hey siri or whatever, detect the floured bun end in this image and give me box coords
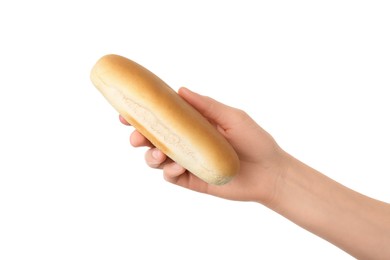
[90,54,239,185]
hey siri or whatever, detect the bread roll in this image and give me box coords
[90,54,239,185]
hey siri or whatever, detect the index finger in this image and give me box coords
[119,114,131,125]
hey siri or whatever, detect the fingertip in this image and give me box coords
[130,131,147,147]
[145,148,167,168]
[119,115,130,125]
[178,87,197,100]
[178,86,190,95]
[151,148,165,161]
[177,87,206,112]
[164,162,186,179]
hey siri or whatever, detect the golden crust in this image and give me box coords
[91,54,239,185]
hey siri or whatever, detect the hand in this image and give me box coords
[120,87,289,205]
[120,87,390,259]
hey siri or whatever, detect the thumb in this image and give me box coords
[178,87,247,132]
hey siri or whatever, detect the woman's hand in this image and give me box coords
[120,87,288,205]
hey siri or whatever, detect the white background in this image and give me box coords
[0,1,389,259]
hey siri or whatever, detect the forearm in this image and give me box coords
[267,154,390,259]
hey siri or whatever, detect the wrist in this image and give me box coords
[265,152,315,210]
[254,149,293,207]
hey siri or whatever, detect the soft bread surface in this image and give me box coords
[90,54,239,185]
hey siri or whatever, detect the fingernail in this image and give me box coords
[172,163,184,171]
[152,149,162,160]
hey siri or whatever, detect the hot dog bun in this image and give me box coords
[90,54,239,185]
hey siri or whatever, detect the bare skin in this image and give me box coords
[120,87,390,259]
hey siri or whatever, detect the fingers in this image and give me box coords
[145,148,199,191]
[163,162,186,179]
[119,115,130,125]
[119,114,154,147]
[163,164,209,194]
[144,148,168,168]
[119,114,186,179]
[130,130,153,147]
